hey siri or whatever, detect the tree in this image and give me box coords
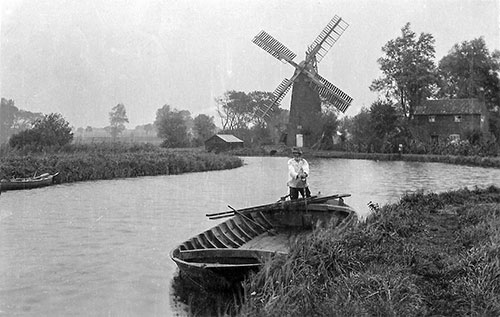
[437,37,500,109]
[369,100,400,152]
[109,103,129,139]
[215,90,274,130]
[370,100,398,138]
[348,107,373,152]
[371,23,437,119]
[0,98,43,144]
[247,91,275,126]
[313,106,339,150]
[437,38,500,141]
[9,113,73,149]
[0,98,17,144]
[155,104,192,147]
[215,90,283,145]
[216,90,253,130]
[193,114,217,146]
[143,123,154,135]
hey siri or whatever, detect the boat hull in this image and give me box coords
[0,173,59,191]
[172,248,280,287]
[170,194,357,288]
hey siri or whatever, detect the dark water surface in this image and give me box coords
[1,156,500,316]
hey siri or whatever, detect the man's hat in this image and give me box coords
[292,147,302,154]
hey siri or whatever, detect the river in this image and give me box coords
[1,156,500,316]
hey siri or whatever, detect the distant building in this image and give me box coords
[412,99,489,143]
[73,127,162,144]
[205,134,244,153]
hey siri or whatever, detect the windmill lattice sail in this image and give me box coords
[307,15,349,64]
[256,78,293,118]
[311,74,352,113]
[252,14,353,123]
[252,30,297,63]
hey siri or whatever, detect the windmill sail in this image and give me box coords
[310,74,352,113]
[307,16,349,64]
[255,78,293,119]
[252,15,352,124]
[252,30,297,63]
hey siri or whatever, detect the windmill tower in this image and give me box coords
[252,15,353,147]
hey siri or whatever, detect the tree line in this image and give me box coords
[1,23,499,154]
[343,23,500,155]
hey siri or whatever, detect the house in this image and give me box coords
[205,134,244,153]
[412,99,489,143]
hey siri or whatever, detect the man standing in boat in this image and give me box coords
[287,147,311,200]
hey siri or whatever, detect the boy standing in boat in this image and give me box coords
[287,147,311,200]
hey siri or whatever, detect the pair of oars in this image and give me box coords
[207,205,277,235]
[206,207,239,220]
[207,205,260,221]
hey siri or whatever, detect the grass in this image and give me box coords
[0,143,243,182]
[219,186,500,316]
[312,150,500,168]
[228,146,500,169]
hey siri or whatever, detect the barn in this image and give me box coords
[205,134,244,153]
[412,99,489,143]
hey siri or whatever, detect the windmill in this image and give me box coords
[252,15,353,147]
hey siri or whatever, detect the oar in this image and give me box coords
[206,210,235,218]
[206,193,350,218]
[208,213,236,220]
[228,205,276,236]
[206,194,302,218]
[277,193,290,202]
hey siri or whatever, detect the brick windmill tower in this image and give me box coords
[252,15,353,147]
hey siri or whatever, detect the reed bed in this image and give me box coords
[238,186,500,317]
[0,144,243,182]
[313,151,500,168]
[229,146,500,169]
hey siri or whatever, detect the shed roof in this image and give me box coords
[208,134,244,143]
[414,99,485,115]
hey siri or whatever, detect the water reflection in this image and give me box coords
[1,156,500,316]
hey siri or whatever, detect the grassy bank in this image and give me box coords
[0,144,243,182]
[237,186,500,316]
[313,150,500,168]
[229,146,500,168]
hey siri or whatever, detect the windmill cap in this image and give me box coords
[292,147,303,154]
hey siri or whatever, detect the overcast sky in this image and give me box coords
[1,0,499,128]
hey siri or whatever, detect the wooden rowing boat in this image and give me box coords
[0,172,59,191]
[170,193,357,288]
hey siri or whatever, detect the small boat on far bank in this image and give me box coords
[170,193,357,288]
[0,172,60,192]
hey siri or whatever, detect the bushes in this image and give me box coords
[9,113,73,150]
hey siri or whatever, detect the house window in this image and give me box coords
[454,115,462,122]
[449,134,460,143]
[428,116,435,122]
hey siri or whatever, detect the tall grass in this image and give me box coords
[314,150,500,168]
[238,186,500,316]
[0,143,243,181]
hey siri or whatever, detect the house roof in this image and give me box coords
[209,134,244,143]
[414,99,485,115]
